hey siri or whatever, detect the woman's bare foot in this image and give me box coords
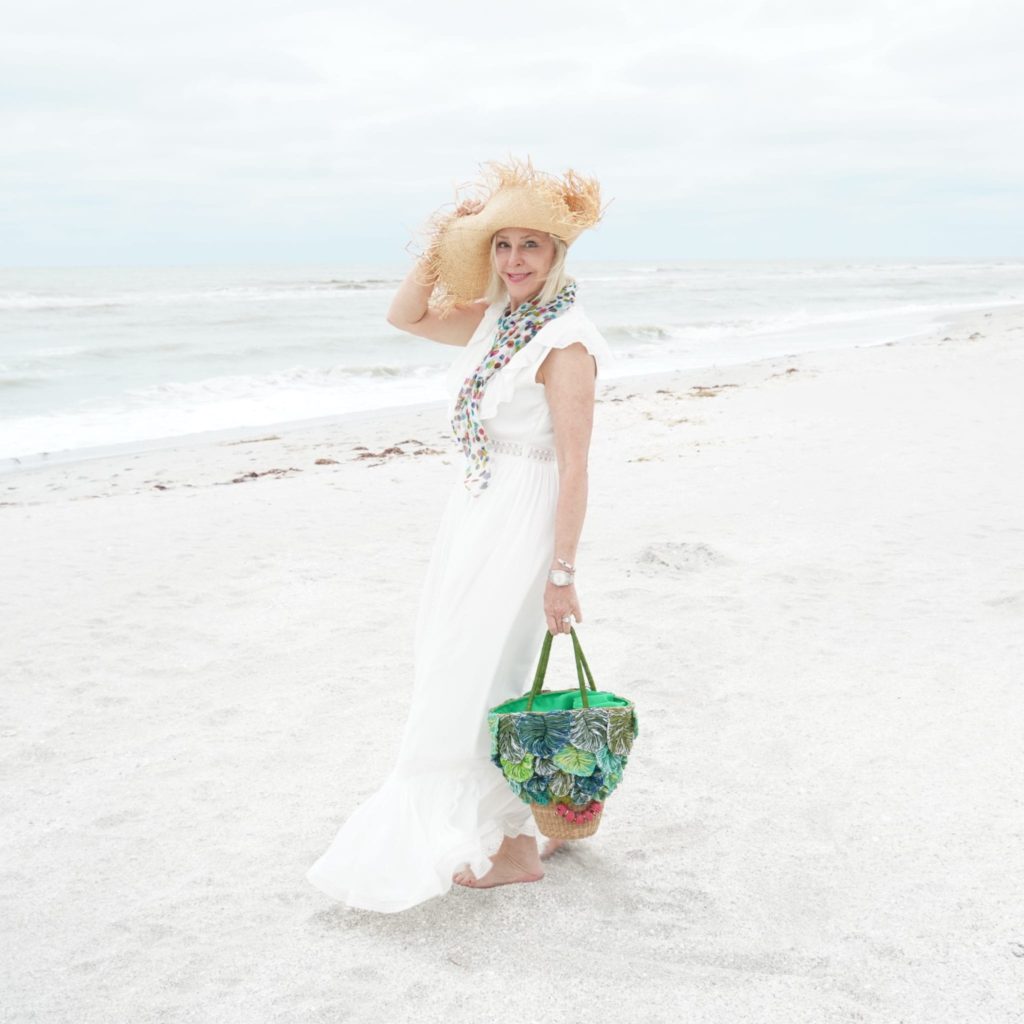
[539,837,567,861]
[452,853,543,889]
[452,834,544,889]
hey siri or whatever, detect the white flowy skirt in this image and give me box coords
[306,452,560,913]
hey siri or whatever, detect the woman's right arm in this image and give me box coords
[385,197,491,347]
[385,258,488,347]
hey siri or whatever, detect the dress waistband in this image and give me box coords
[487,438,556,461]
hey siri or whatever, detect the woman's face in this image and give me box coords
[493,227,556,305]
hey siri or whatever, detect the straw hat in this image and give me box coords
[415,156,607,315]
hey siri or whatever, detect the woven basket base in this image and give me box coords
[531,801,603,840]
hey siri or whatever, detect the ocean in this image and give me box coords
[1,260,1021,466]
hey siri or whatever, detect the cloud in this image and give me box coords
[1,0,1021,263]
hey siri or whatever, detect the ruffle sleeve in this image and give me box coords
[476,305,613,424]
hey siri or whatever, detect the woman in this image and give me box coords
[306,157,612,911]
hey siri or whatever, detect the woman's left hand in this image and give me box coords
[545,581,582,635]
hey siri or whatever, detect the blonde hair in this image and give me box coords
[483,232,570,307]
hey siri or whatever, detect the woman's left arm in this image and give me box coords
[538,342,598,635]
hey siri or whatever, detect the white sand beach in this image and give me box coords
[2,304,1022,1022]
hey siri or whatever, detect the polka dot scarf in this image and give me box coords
[451,279,577,496]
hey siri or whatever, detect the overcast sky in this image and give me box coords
[2,0,1021,266]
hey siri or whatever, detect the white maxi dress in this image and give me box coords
[306,297,613,913]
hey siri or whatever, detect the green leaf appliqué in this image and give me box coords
[552,745,598,777]
[596,747,624,775]
[501,752,535,782]
[569,708,608,753]
[498,716,526,762]
[515,711,572,757]
[607,708,635,755]
[548,770,575,797]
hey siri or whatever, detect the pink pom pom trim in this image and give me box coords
[552,799,604,825]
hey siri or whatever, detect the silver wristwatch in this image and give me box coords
[547,569,575,587]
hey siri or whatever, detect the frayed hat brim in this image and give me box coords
[414,156,607,316]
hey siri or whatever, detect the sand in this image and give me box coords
[2,304,1022,1023]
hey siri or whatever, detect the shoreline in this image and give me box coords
[3,298,1012,487]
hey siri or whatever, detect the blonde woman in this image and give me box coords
[306,158,612,911]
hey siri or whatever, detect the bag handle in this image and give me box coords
[526,626,598,711]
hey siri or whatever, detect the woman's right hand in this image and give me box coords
[386,195,490,343]
[455,198,484,217]
[417,198,482,274]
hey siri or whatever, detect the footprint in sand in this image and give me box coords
[982,591,1024,613]
[636,541,730,574]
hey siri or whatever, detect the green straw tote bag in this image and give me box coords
[487,627,639,840]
